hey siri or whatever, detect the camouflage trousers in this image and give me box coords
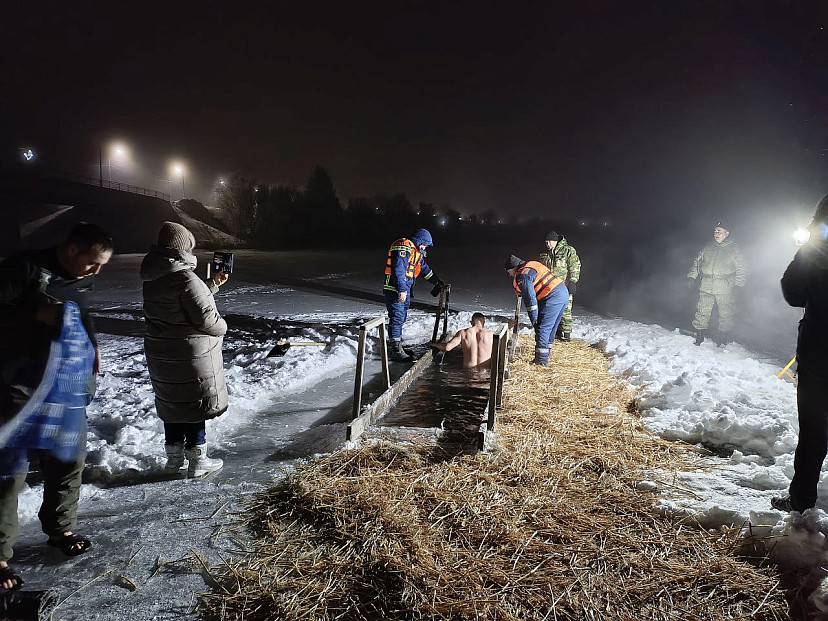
[692,291,735,334]
[555,295,574,335]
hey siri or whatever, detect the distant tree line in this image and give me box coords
[215,166,508,248]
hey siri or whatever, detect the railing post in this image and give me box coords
[488,330,501,430]
[379,322,390,390]
[352,324,368,419]
[496,331,508,408]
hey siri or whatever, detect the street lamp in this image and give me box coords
[169,162,186,199]
[108,143,128,182]
[21,148,35,162]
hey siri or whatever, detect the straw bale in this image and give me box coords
[199,337,788,620]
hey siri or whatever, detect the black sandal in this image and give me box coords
[0,564,24,593]
[47,533,91,557]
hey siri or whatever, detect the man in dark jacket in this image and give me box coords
[772,196,828,513]
[382,228,444,361]
[0,223,112,592]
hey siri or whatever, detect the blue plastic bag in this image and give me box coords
[0,302,93,474]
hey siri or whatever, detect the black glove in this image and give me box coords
[429,276,445,297]
[686,278,697,290]
[567,281,577,294]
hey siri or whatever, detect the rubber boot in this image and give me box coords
[389,339,412,362]
[164,442,185,474]
[185,445,223,477]
[532,347,550,365]
[694,330,706,346]
[561,332,571,342]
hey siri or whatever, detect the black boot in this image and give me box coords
[561,332,571,342]
[388,340,412,362]
[694,330,706,346]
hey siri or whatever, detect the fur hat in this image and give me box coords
[504,254,523,270]
[157,221,195,253]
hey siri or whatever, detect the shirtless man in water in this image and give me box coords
[431,312,494,369]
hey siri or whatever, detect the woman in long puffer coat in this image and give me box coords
[140,222,228,477]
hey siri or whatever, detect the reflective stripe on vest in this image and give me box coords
[385,238,422,280]
[512,260,563,300]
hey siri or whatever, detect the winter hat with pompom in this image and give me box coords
[157,221,196,253]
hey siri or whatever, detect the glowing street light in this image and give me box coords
[169,162,186,198]
[108,142,129,182]
[794,227,811,246]
[21,148,35,162]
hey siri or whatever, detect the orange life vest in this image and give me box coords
[385,238,423,280]
[512,260,563,300]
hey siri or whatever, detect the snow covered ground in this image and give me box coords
[8,248,828,618]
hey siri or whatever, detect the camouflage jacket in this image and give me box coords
[687,238,748,295]
[539,237,581,284]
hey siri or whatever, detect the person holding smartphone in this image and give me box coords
[141,222,229,478]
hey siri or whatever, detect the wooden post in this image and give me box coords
[496,331,508,408]
[431,288,445,342]
[351,316,387,421]
[488,330,501,430]
[379,322,390,390]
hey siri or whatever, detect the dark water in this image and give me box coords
[378,356,491,432]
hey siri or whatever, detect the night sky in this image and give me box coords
[3,1,828,224]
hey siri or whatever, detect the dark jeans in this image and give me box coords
[789,366,828,510]
[164,421,206,449]
[384,289,411,341]
[0,451,86,562]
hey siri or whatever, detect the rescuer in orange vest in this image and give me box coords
[504,254,569,365]
[383,229,444,361]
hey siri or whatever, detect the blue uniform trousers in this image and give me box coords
[534,285,569,365]
[384,290,411,341]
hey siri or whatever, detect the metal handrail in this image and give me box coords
[16,168,171,201]
[431,284,451,342]
[351,316,391,420]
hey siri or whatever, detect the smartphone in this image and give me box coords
[211,251,235,275]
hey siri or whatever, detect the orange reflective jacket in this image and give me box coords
[512,260,563,300]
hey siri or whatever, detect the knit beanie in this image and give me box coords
[545,231,560,242]
[157,221,196,253]
[715,221,729,232]
[504,254,523,270]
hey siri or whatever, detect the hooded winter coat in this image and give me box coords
[687,238,748,295]
[141,247,228,423]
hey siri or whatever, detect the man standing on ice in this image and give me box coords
[0,223,113,593]
[539,230,581,342]
[382,228,444,362]
[505,255,569,365]
[686,222,748,345]
[772,196,828,513]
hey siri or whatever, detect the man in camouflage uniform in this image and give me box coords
[539,231,581,341]
[686,222,748,345]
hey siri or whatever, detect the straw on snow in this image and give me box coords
[199,337,787,620]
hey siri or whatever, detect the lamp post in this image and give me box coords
[169,162,186,199]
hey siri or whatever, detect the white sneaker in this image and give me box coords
[185,445,223,477]
[164,443,185,473]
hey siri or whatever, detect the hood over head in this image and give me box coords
[140,246,197,281]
